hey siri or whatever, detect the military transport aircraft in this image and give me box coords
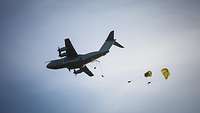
[46,31,124,77]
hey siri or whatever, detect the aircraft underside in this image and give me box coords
[46,30,124,77]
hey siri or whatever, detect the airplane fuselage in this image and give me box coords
[47,51,108,70]
[46,31,124,76]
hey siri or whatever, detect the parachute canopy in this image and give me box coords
[144,71,152,78]
[161,68,170,79]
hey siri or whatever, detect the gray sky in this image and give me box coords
[1,0,200,113]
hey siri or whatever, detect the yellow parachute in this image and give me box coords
[161,68,170,79]
[144,71,152,78]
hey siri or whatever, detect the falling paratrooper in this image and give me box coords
[144,70,153,84]
[128,80,132,83]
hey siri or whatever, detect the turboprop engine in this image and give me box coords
[58,47,67,57]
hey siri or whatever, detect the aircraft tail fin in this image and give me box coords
[99,30,124,52]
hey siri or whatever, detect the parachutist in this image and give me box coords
[101,75,104,77]
[147,81,151,84]
[94,67,96,69]
[144,71,152,78]
[161,68,170,79]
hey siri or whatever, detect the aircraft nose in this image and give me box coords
[46,62,53,69]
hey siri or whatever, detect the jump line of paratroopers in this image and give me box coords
[128,67,170,84]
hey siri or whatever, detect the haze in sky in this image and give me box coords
[1,0,200,113]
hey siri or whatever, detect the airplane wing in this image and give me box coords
[82,66,94,77]
[65,38,78,58]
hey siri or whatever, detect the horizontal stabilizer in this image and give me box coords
[113,41,124,48]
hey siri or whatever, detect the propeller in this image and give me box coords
[57,47,61,52]
[57,47,62,57]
